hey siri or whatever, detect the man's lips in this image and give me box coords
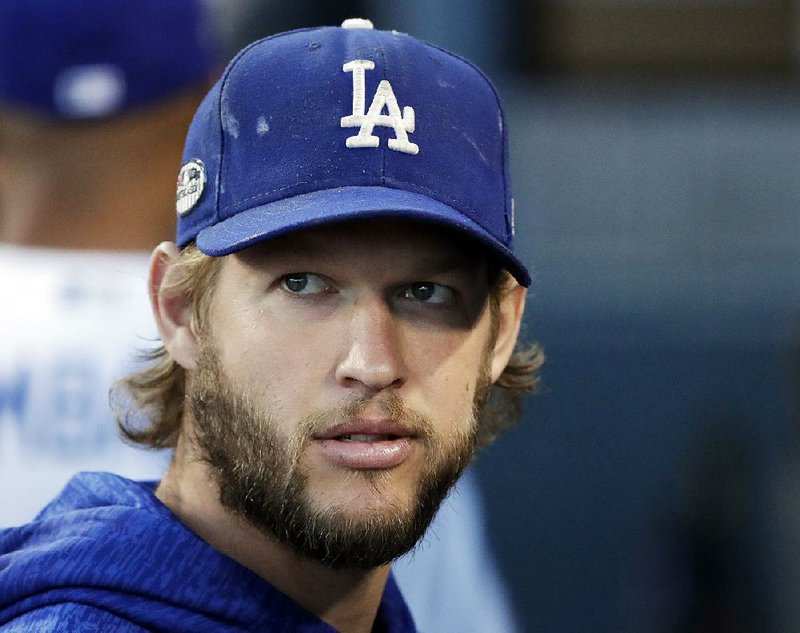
[315,419,417,441]
[314,419,417,469]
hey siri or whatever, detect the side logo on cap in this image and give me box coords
[176,159,206,216]
[341,60,419,155]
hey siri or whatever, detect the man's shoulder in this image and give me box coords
[0,473,292,632]
[1,603,147,632]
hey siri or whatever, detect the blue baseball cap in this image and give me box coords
[0,0,218,119]
[175,18,530,287]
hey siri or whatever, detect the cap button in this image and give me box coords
[341,18,374,30]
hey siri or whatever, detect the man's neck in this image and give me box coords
[0,179,175,251]
[0,89,199,250]
[155,439,391,633]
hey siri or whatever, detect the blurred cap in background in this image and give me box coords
[0,0,220,119]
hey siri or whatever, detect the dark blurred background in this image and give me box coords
[217,2,800,631]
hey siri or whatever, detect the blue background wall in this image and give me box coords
[476,78,800,632]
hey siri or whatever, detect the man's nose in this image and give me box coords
[334,296,407,393]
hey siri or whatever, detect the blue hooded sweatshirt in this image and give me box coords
[0,472,417,632]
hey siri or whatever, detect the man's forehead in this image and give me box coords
[232,218,489,272]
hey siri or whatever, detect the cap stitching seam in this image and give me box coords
[377,39,388,184]
[416,40,510,241]
[212,28,329,227]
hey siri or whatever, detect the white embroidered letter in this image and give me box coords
[341,59,419,155]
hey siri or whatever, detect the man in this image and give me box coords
[0,19,541,632]
[0,0,220,523]
[207,6,526,631]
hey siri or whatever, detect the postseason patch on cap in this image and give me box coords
[176,159,206,216]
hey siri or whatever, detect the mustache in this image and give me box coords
[295,393,435,443]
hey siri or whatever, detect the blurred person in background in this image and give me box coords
[0,0,221,525]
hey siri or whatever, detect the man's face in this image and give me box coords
[189,219,499,568]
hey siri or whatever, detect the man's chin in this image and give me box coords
[256,510,428,569]
[235,482,437,569]
[304,471,419,514]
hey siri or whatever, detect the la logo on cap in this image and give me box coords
[337,19,418,156]
[340,59,418,155]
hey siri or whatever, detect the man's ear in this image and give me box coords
[149,242,198,371]
[489,284,527,383]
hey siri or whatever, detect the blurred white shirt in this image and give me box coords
[0,246,169,524]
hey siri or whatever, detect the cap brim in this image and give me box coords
[196,186,531,287]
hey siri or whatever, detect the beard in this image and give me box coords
[189,337,491,569]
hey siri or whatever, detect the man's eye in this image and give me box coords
[280,273,329,295]
[403,282,454,304]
